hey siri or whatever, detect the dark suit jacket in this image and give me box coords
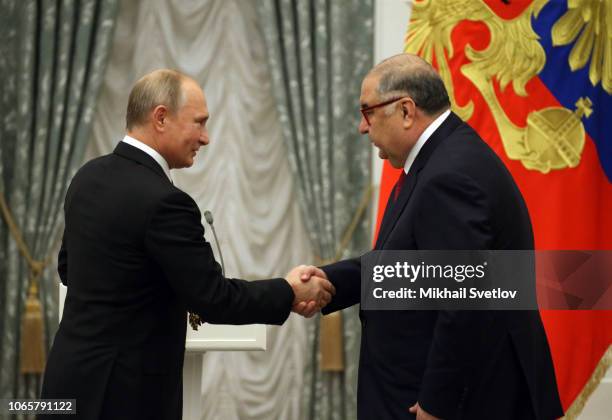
[40,142,294,420]
[322,113,563,420]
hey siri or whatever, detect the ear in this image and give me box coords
[401,99,416,129]
[152,105,168,132]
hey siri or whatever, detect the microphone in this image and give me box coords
[204,210,225,276]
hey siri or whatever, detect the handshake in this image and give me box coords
[285,265,334,318]
[190,265,334,330]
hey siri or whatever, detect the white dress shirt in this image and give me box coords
[403,109,451,175]
[122,135,173,183]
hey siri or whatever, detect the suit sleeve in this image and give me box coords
[320,257,362,314]
[144,191,294,325]
[414,171,493,419]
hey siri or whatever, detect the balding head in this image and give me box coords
[125,69,209,169]
[126,69,192,130]
[358,54,451,169]
[369,53,450,116]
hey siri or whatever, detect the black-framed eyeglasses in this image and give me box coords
[360,96,409,126]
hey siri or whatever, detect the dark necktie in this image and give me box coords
[393,170,407,202]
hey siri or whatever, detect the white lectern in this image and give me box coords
[183,323,266,419]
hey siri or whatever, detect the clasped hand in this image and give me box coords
[285,265,334,317]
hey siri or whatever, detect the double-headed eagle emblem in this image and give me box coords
[406,0,611,173]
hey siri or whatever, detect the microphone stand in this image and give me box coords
[188,210,225,330]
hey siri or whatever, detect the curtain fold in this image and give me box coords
[257,1,374,418]
[0,0,118,408]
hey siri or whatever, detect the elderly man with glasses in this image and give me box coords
[296,54,563,420]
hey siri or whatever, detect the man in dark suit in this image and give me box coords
[297,54,563,419]
[40,69,334,420]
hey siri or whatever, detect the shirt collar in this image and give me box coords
[403,109,451,174]
[122,135,172,183]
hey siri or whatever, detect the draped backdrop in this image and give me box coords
[0,0,118,412]
[0,0,373,418]
[257,1,373,419]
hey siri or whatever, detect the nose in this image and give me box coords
[200,128,209,146]
[358,115,369,134]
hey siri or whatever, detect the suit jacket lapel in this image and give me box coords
[374,112,464,249]
[374,189,398,249]
[375,171,419,249]
[113,141,171,184]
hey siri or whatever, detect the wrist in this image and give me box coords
[286,278,299,304]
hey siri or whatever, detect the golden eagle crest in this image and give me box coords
[405,0,611,173]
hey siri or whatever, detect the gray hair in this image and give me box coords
[372,54,450,116]
[126,69,187,130]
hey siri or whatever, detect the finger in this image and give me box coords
[310,266,327,279]
[322,279,336,295]
[304,306,319,318]
[300,270,312,281]
[296,300,315,315]
[320,290,332,305]
[293,301,307,312]
[300,265,325,281]
[303,300,317,314]
[310,276,335,296]
[304,305,319,318]
[408,403,418,413]
[301,265,316,276]
[304,299,319,317]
